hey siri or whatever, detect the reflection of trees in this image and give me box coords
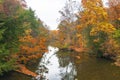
[35,46,59,80]
[35,47,77,80]
[35,54,49,80]
[61,63,77,80]
[59,56,70,67]
[57,51,73,67]
[57,51,77,80]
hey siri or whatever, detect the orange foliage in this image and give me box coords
[17,29,47,64]
[108,0,120,20]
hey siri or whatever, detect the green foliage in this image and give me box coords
[0,0,49,75]
[0,0,3,3]
[113,29,120,42]
[0,59,16,75]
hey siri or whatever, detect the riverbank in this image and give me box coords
[59,46,88,53]
[60,46,120,67]
[0,59,40,79]
[69,46,88,53]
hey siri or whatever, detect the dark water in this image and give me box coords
[0,71,31,80]
[1,46,120,80]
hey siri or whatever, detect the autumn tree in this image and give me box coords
[105,0,120,65]
[0,0,25,75]
[18,28,48,64]
[107,0,120,42]
[76,0,116,56]
[108,0,120,21]
[0,0,48,75]
[15,9,48,64]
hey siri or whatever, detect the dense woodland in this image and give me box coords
[50,0,120,65]
[0,0,120,77]
[0,0,49,75]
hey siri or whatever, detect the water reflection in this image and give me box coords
[33,46,120,80]
[34,46,77,80]
[1,46,120,80]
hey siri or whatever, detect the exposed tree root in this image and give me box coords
[15,64,38,77]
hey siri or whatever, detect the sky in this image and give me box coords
[25,0,68,30]
[25,0,108,30]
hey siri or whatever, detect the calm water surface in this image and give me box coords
[1,46,120,80]
[34,46,120,80]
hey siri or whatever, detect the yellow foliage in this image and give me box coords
[93,38,99,43]
[90,22,116,35]
[25,29,32,34]
[118,18,120,20]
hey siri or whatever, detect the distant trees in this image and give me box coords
[56,0,79,48]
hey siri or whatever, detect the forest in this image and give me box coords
[0,0,120,80]
[0,0,49,76]
[50,0,120,65]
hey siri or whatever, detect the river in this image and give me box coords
[0,46,120,80]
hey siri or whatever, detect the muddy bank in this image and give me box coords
[59,46,88,53]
